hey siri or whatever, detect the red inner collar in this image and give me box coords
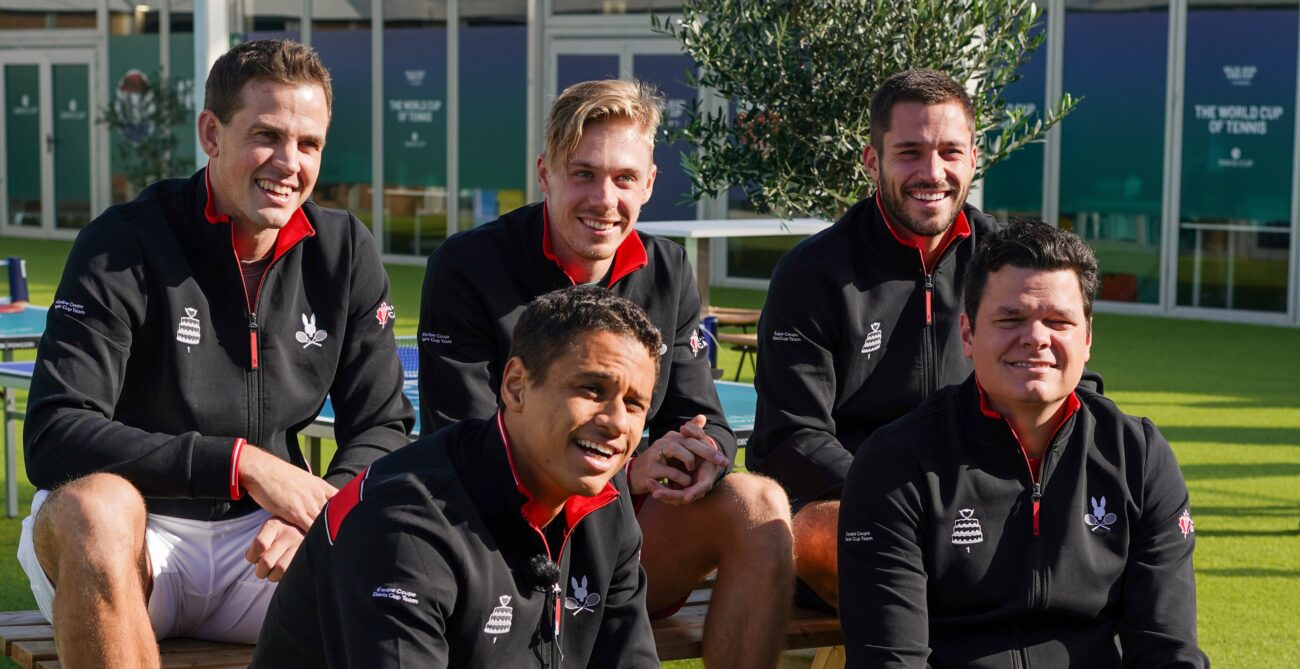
[976,377,1082,437]
[541,204,648,286]
[495,411,619,532]
[875,192,970,274]
[203,169,315,262]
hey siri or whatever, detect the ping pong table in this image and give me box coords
[1,346,759,517]
[1,303,46,518]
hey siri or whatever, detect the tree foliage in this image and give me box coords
[655,0,1078,219]
[98,70,190,193]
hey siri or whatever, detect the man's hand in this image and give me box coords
[245,517,306,582]
[239,445,338,531]
[628,415,730,505]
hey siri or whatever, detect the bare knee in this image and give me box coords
[34,474,148,580]
[792,500,840,605]
[713,473,793,555]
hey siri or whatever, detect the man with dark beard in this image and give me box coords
[749,69,996,610]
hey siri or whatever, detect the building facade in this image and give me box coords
[2,0,1299,327]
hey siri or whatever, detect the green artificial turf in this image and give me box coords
[2,235,1298,667]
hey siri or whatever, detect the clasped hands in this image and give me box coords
[628,414,731,505]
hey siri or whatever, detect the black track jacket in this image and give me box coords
[24,170,415,521]
[839,377,1208,668]
[750,196,999,506]
[252,416,659,668]
[417,202,736,463]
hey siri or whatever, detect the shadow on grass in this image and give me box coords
[1196,568,1300,578]
[1160,426,1300,447]
[1194,528,1299,538]
[1192,505,1300,517]
[1180,463,1300,480]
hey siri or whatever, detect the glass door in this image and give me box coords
[1,49,97,237]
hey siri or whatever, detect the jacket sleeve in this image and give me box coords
[417,241,504,436]
[256,480,454,665]
[1117,420,1208,668]
[751,254,852,504]
[23,219,239,498]
[647,257,737,465]
[589,500,659,667]
[322,217,416,488]
[838,430,930,669]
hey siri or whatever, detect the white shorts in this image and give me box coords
[16,489,279,643]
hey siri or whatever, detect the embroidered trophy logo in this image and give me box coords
[951,508,984,552]
[1085,496,1118,533]
[861,322,883,357]
[295,313,328,348]
[176,307,201,351]
[564,576,601,616]
[689,328,707,358]
[484,595,514,642]
[1178,508,1195,538]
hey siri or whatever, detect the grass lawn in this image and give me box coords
[2,235,1299,667]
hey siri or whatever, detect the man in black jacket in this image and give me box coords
[254,286,660,668]
[750,69,995,610]
[419,79,793,667]
[16,40,414,669]
[839,222,1207,668]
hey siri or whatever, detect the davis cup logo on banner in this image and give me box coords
[113,69,157,146]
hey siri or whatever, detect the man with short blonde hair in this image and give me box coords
[418,79,795,667]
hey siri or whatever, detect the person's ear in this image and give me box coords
[960,312,975,359]
[501,357,528,413]
[197,110,222,159]
[864,144,881,182]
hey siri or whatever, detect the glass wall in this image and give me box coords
[458,1,528,229]
[982,10,1047,222]
[312,2,374,230]
[1177,3,1295,313]
[1060,1,1168,304]
[0,1,96,30]
[552,1,682,15]
[382,0,448,255]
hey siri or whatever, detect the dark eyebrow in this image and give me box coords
[249,121,325,146]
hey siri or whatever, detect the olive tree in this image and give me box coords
[655,0,1077,219]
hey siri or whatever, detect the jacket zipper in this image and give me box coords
[231,235,284,446]
[1020,431,1063,611]
[920,273,936,396]
[525,492,619,668]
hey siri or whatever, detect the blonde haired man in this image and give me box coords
[418,79,795,667]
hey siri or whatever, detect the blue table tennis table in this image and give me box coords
[1,302,47,517]
[1,347,758,517]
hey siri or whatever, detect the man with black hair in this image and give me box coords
[838,222,1207,668]
[750,68,998,610]
[17,39,413,668]
[253,286,660,668]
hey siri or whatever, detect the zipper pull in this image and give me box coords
[1031,483,1042,537]
[248,313,259,370]
[924,274,934,325]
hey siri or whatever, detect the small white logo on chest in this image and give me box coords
[861,322,883,356]
[295,313,328,348]
[483,595,514,641]
[951,508,984,552]
[1085,496,1118,533]
[176,307,201,351]
[564,576,601,616]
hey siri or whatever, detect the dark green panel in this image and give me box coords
[5,64,42,226]
[53,63,92,230]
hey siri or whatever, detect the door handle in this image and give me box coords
[45,133,59,152]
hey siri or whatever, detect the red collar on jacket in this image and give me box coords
[541,204,648,286]
[495,411,620,533]
[875,192,970,274]
[203,169,315,262]
[975,377,1082,446]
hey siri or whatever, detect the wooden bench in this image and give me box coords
[1,587,843,667]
